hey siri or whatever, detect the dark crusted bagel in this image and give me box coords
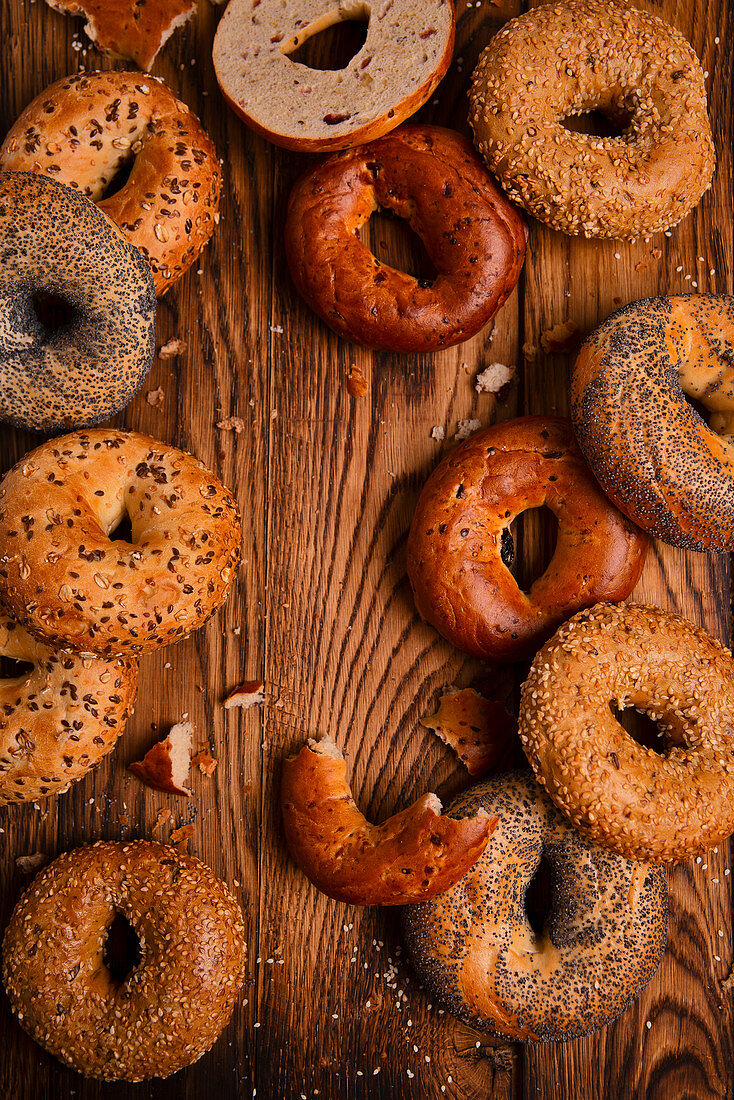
[401,771,668,1041]
[0,172,155,432]
[284,125,527,352]
[570,294,734,551]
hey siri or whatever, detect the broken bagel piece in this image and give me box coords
[421,687,516,777]
[128,719,193,796]
[44,0,196,70]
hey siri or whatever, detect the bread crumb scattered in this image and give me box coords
[430,425,445,441]
[454,418,482,441]
[475,362,514,395]
[224,680,266,709]
[192,748,218,776]
[347,364,368,398]
[217,415,246,433]
[158,337,186,359]
[522,341,537,361]
[540,321,581,354]
[145,386,164,408]
[170,822,194,847]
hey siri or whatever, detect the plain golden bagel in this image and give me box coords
[0,172,155,433]
[519,604,734,862]
[469,0,715,238]
[1,71,222,295]
[0,614,137,804]
[570,294,734,551]
[2,841,247,1081]
[0,429,242,656]
[401,772,668,1041]
[407,416,648,661]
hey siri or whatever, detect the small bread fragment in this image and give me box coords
[45,0,196,70]
[421,688,516,777]
[128,720,194,796]
[281,737,497,906]
[224,681,265,709]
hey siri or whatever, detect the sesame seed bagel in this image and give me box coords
[1,72,222,295]
[469,0,715,238]
[570,294,734,551]
[0,172,155,433]
[0,613,137,804]
[401,771,667,1042]
[407,416,648,661]
[519,604,734,862]
[0,429,241,656]
[2,841,247,1081]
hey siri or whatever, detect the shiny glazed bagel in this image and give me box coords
[469,0,715,238]
[402,772,667,1041]
[570,294,734,551]
[0,429,242,656]
[285,125,527,352]
[519,604,734,862]
[1,72,222,295]
[0,614,137,804]
[0,172,155,433]
[407,416,648,661]
[2,841,247,1081]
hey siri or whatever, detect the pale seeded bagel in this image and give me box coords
[0,429,242,656]
[2,841,247,1081]
[213,0,455,152]
[1,72,222,295]
[0,614,137,804]
[0,172,155,433]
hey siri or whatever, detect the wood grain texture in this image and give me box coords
[0,1,731,1098]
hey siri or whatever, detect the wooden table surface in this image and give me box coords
[0,1,732,1097]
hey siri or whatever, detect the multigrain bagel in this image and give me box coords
[519,604,734,862]
[0,430,241,656]
[2,841,247,1081]
[285,126,527,352]
[1,72,222,295]
[0,614,137,804]
[570,294,734,551]
[407,417,648,661]
[469,0,715,238]
[401,772,668,1042]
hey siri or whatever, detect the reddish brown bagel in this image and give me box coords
[284,125,527,352]
[0,71,221,295]
[407,416,648,661]
[0,429,241,656]
[570,294,734,551]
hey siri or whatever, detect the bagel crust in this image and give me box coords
[519,604,734,862]
[402,772,667,1042]
[469,0,715,238]
[570,294,734,551]
[1,72,222,295]
[2,841,247,1081]
[407,416,648,661]
[285,125,527,352]
[0,429,241,656]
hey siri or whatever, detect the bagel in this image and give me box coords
[0,172,155,433]
[570,294,734,551]
[213,0,455,152]
[519,604,734,862]
[0,429,242,656]
[284,125,527,352]
[407,416,648,661]
[1,72,222,295]
[0,613,137,804]
[402,771,668,1041]
[469,0,715,238]
[2,840,247,1081]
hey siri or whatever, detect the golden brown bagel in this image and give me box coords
[3,841,247,1081]
[44,0,196,70]
[407,416,648,661]
[285,126,527,352]
[281,737,497,905]
[469,0,714,238]
[519,604,734,862]
[570,294,734,551]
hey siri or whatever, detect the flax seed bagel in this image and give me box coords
[469,0,715,238]
[519,604,734,862]
[0,614,137,804]
[407,416,648,661]
[285,125,527,352]
[2,841,247,1081]
[402,771,667,1041]
[1,72,221,295]
[570,294,734,551]
[0,429,241,656]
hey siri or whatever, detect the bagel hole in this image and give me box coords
[0,655,34,680]
[98,152,136,201]
[103,913,141,983]
[363,209,438,287]
[31,292,76,332]
[610,703,666,755]
[286,12,369,71]
[511,507,558,594]
[560,109,632,138]
[525,851,553,939]
[109,513,134,545]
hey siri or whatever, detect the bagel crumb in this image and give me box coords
[158,337,186,359]
[454,418,482,441]
[540,320,581,353]
[192,748,218,776]
[347,364,368,398]
[475,362,514,394]
[145,387,165,407]
[15,853,47,874]
[430,425,445,441]
[224,680,265,709]
[217,415,246,433]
